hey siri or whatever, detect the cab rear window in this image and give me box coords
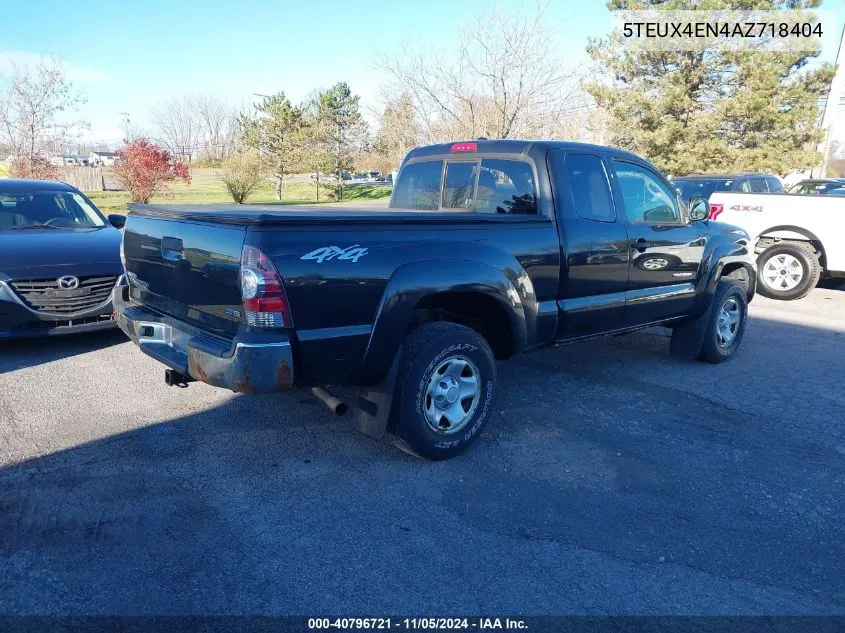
[390,161,442,210]
[442,162,477,209]
[390,158,538,214]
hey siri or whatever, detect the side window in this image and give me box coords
[767,178,784,193]
[442,162,477,209]
[738,180,752,192]
[476,159,537,215]
[389,161,443,210]
[612,161,681,224]
[565,154,615,222]
[750,178,767,193]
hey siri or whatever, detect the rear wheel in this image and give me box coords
[391,322,496,460]
[756,242,820,301]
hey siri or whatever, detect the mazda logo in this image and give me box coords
[57,275,80,290]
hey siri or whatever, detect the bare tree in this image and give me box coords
[373,91,418,168]
[194,94,235,159]
[150,95,235,161]
[0,56,84,172]
[150,96,196,161]
[828,140,845,178]
[379,3,586,142]
[119,111,145,142]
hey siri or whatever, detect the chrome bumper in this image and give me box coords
[112,287,294,393]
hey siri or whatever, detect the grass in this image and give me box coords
[86,168,391,214]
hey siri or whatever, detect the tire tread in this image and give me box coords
[391,321,496,460]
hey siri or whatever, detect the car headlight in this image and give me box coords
[0,282,13,302]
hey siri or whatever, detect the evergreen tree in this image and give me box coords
[238,93,306,199]
[311,82,364,200]
[585,0,835,175]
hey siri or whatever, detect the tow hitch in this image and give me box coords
[164,369,194,388]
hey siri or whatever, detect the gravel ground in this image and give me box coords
[0,288,843,615]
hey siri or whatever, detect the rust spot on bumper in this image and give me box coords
[276,360,293,391]
[232,375,256,394]
[187,348,209,384]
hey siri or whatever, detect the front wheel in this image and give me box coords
[697,280,748,363]
[391,322,496,460]
[756,242,821,301]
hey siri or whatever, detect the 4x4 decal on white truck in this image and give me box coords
[301,245,369,263]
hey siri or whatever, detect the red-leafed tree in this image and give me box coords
[113,138,191,203]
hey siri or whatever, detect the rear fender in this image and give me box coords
[358,260,532,384]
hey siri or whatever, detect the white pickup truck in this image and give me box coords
[708,191,845,300]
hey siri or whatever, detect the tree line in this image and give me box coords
[1,0,840,186]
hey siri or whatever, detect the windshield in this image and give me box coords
[0,191,106,230]
[672,178,733,201]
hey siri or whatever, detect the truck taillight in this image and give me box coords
[709,203,724,220]
[240,244,293,328]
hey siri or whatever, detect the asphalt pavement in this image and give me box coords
[0,289,843,615]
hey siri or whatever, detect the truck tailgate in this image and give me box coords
[122,213,246,337]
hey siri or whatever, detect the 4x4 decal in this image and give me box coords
[301,245,369,263]
[729,204,763,212]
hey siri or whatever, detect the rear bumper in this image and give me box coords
[112,287,294,393]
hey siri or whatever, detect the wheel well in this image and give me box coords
[721,263,754,300]
[756,227,826,270]
[412,292,515,360]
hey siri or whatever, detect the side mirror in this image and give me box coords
[108,214,126,229]
[688,197,710,221]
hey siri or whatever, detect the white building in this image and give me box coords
[89,151,118,167]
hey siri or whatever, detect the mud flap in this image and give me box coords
[669,301,714,361]
[355,349,401,440]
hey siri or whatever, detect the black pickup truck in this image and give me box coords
[114,140,756,459]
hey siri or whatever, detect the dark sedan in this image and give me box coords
[670,173,784,205]
[0,179,125,339]
[788,179,845,195]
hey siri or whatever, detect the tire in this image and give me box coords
[696,280,748,364]
[391,322,496,460]
[756,242,821,301]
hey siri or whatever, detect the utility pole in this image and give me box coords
[119,111,131,142]
[815,23,845,178]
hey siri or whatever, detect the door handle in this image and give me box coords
[631,238,650,252]
[160,236,184,261]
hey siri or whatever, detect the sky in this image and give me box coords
[0,0,842,146]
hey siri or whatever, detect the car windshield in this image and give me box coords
[0,191,106,230]
[672,178,734,200]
